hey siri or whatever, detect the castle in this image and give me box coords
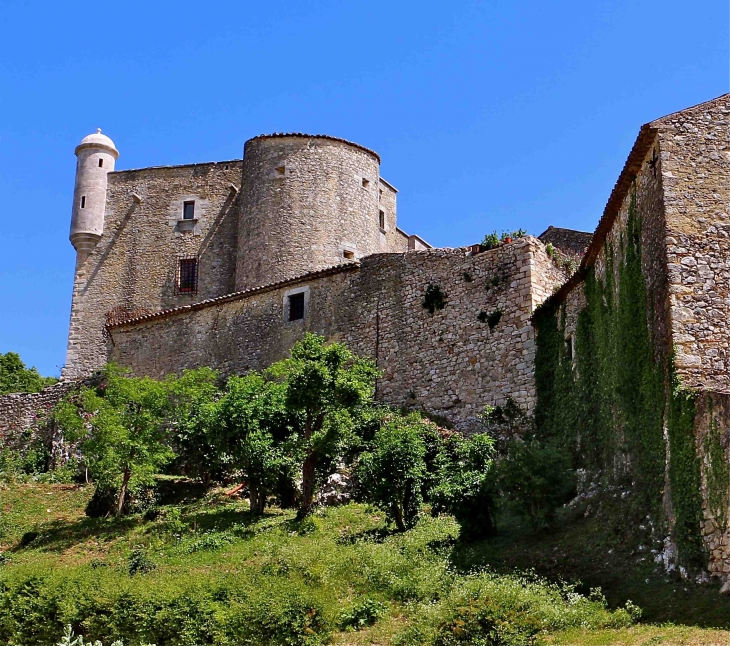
[61,128,580,430]
[5,94,730,579]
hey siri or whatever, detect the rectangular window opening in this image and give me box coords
[379,210,385,230]
[183,201,196,220]
[343,250,355,260]
[275,166,286,176]
[288,292,305,321]
[98,158,104,167]
[361,178,370,188]
[178,258,198,294]
[80,196,86,209]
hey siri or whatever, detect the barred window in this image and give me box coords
[178,258,198,294]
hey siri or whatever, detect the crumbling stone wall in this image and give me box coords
[0,382,76,450]
[64,161,242,379]
[108,239,564,430]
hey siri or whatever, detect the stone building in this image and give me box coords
[6,94,730,580]
[58,129,570,432]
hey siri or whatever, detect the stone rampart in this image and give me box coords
[108,238,564,430]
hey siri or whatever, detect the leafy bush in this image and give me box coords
[359,415,428,531]
[339,597,387,630]
[422,284,448,313]
[497,439,576,530]
[185,531,234,553]
[128,548,156,576]
[0,351,56,395]
[430,433,497,541]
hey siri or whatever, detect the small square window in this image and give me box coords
[343,250,355,260]
[275,166,286,176]
[361,178,370,188]
[178,258,198,293]
[289,292,305,321]
[81,196,86,209]
[98,158,104,168]
[183,201,195,220]
[379,210,385,230]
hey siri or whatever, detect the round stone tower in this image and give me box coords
[70,129,119,256]
[235,134,382,291]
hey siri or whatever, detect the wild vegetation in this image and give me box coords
[0,351,57,395]
[1,333,729,644]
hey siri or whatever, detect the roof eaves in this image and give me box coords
[107,262,361,329]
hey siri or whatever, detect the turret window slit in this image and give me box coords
[81,196,86,208]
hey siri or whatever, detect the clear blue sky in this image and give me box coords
[1,0,727,377]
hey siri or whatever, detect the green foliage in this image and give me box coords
[127,547,156,576]
[0,352,57,395]
[702,397,730,533]
[497,439,575,531]
[215,372,299,513]
[359,414,429,531]
[273,333,379,516]
[462,271,473,283]
[430,433,497,541]
[480,232,501,250]
[54,365,175,516]
[0,492,638,646]
[339,598,387,630]
[166,367,223,484]
[422,284,448,314]
[533,186,704,564]
[545,242,555,258]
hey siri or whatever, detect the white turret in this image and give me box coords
[70,129,118,255]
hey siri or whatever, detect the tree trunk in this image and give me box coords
[393,501,406,532]
[257,488,266,514]
[249,483,260,514]
[117,468,131,516]
[300,450,318,517]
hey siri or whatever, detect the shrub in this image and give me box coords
[422,284,448,314]
[339,598,387,630]
[430,433,497,541]
[358,415,428,531]
[128,548,155,576]
[497,439,576,530]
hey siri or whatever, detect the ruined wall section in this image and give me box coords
[64,161,242,379]
[235,135,382,291]
[0,382,76,450]
[109,239,563,430]
[656,96,730,390]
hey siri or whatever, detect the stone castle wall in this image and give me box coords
[0,382,76,450]
[108,239,565,430]
[654,96,730,391]
[64,161,243,379]
[235,136,400,292]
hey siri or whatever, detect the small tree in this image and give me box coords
[167,367,223,485]
[0,352,56,395]
[497,439,575,530]
[430,432,497,541]
[54,365,175,515]
[358,414,428,531]
[215,373,299,514]
[273,333,378,517]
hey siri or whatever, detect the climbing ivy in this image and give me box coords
[534,186,704,565]
[702,396,730,534]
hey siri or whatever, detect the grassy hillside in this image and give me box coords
[0,481,729,645]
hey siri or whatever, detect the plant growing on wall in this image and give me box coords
[422,284,447,314]
[702,400,730,532]
[533,186,705,565]
[480,232,501,250]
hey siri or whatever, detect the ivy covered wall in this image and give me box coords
[533,136,719,573]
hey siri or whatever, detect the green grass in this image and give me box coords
[0,482,728,645]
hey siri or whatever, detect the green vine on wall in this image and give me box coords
[702,396,730,533]
[534,185,704,566]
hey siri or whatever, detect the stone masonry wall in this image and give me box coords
[235,136,384,292]
[109,238,564,431]
[0,382,76,450]
[64,161,242,379]
[656,95,730,391]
